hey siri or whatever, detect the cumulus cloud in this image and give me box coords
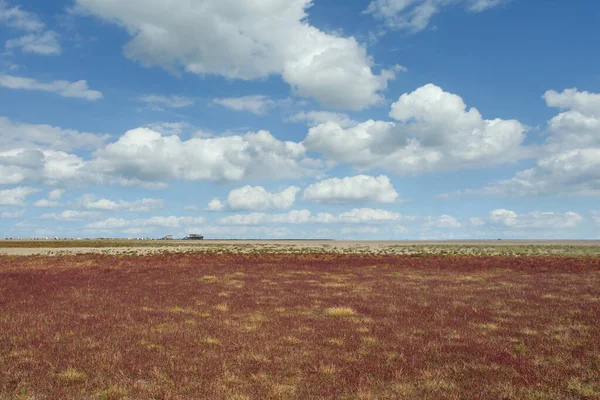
[1,209,24,219]
[0,116,109,152]
[218,208,404,225]
[304,84,526,174]
[77,194,164,213]
[1,122,321,187]
[424,215,462,228]
[460,88,600,197]
[210,186,300,211]
[489,209,583,229]
[5,31,60,55]
[86,216,206,230]
[0,75,103,100]
[288,111,357,128]
[213,95,276,115]
[73,0,396,109]
[304,175,399,204]
[33,189,64,208]
[138,94,195,109]
[93,127,321,184]
[0,1,61,55]
[0,186,40,206]
[40,210,98,221]
[365,0,510,32]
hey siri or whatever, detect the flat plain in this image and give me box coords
[1,241,599,399]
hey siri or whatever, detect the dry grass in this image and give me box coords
[0,252,599,399]
[325,306,357,318]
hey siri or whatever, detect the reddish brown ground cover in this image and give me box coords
[1,253,599,399]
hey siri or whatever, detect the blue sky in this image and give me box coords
[1,0,599,239]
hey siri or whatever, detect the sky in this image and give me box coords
[1,0,599,240]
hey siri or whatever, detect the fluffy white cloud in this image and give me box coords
[33,189,64,208]
[5,31,60,55]
[304,84,526,174]
[472,149,600,197]
[211,185,300,211]
[138,94,194,109]
[1,209,24,219]
[0,1,45,31]
[543,88,600,149]
[304,175,399,204]
[461,89,600,197]
[0,187,40,206]
[40,210,98,221]
[469,217,485,227]
[0,1,61,55]
[213,95,276,115]
[219,208,403,225]
[0,116,109,151]
[365,0,510,32]
[94,127,320,184]
[86,216,206,230]
[73,0,396,109]
[206,198,225,212]
[289,111,356,128]
[489,209,583,229]
[0,75,102,100]
[77,194,164,213]
[424,215,462,228]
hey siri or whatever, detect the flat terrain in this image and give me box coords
[2,239,600,257]
[1,248,599,399]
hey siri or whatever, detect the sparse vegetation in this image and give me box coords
[1,251,599,398]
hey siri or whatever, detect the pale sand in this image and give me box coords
[1,240,600,256]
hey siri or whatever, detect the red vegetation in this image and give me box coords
[1,254,599,399]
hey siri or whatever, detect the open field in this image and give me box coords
[1,251,599,399]
[2,239,600,257]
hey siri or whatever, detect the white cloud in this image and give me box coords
[304,175,399,204]
[206,198,225,212]
[0,1,61,55]
[0,116,109,152]
[0,186,39,206]
[77,194,164,213]
[94,127,321,184]
[73,0,396,109]
[365,0,510,32]
[0,75,103,100]
[219,208,403,225]
[304,84,526,174]
[213,95,276,115]
[0,1,45,31]
[144,122,191,136]
[1,209,24,219]
[212,185,300,211]
[5,31,61,55]
[461,88,600,197]
[33,199,59,208]
[138,94,195,109]
[48,189,64,201]
[469,217,485,227]
[40,210,98,221]
[424,215,462,228]
[489,209,583,229]
[86,215,206,230]
[288,111,356,128]
[33,189,64,208]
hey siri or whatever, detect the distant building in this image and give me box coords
[184,234,204,240]
[161,235,174,240]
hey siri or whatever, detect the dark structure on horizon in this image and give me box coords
[184,234,204,240]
